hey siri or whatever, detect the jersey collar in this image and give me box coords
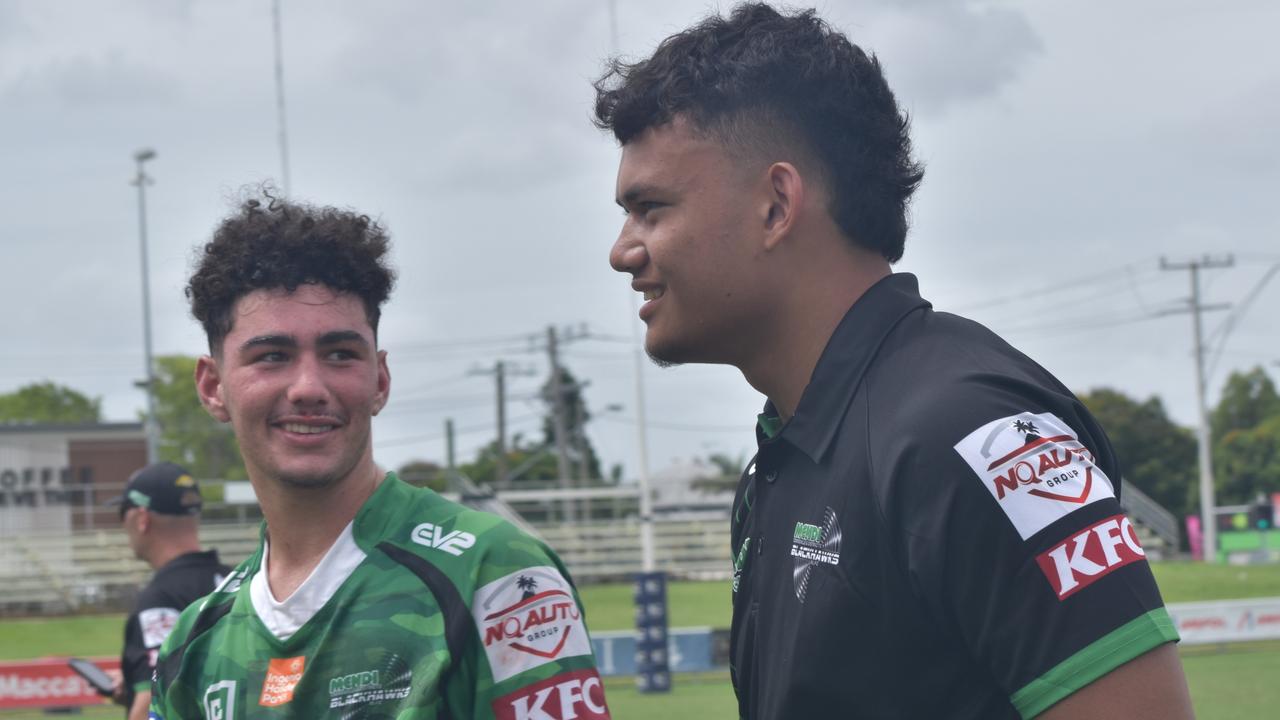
[350,471,418,552]
[764,272,931,463]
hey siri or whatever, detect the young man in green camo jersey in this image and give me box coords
[149,193,611,719]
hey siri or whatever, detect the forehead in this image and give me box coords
[227,285,372,338]
[616,118,739,195]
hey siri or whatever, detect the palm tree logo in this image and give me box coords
[516,575,538,600]
[1013,419,1041,443]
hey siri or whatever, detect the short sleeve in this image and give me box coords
[451,527,612,720]
[892,400,1177,719]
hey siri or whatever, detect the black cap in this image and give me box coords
[107,462,203,516]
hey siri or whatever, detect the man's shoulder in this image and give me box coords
[361,479,565,595]
[864,309,1076,440]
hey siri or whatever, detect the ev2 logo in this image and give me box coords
[411,522,476,556]
[203,680,236,720]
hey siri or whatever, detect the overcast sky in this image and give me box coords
[2,0,1277,481]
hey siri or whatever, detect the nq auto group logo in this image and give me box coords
[954,411,1115,539]
[472,566,593,683]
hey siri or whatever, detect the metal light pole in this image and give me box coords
[131,148,160,464]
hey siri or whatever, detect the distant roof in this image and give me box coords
[0,422,145,434]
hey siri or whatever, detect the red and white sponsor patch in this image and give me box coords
[1036,514,1146,599]
[491,669,609,720]
[258,656,305,707]
[473,566,593,683]
[138,607,181,649]
[954,411,1115,539]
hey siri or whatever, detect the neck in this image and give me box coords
[252,458,384,600]
[740,255,889,422]
[147,537,201,570]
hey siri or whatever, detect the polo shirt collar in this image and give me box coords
[763,272,931,462]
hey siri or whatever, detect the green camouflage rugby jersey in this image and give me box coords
[149,473,610,719]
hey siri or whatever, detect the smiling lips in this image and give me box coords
[280,421,337,434]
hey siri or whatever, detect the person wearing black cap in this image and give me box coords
[108,461,229,720]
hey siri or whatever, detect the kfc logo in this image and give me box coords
[473,567,593,682]
[1036,514,1146,599]
[954,411,1115,539]
[491,669,610,720]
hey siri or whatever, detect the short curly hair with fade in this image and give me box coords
[187,189,396,354]
[593,2,924,263]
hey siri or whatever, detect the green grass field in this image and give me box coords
[3,563,1280,718]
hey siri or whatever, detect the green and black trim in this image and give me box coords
[1010,607,1179,718]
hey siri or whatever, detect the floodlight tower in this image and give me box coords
[132,148,160,463]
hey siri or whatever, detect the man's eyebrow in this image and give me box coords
[618,184,661,208]
[240,334,297,352]
[317,330,370,347]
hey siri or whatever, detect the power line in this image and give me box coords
[598,415,748,433]
[1206,262,1280,381]
[947,261,1160,314]
[375,412,541,449]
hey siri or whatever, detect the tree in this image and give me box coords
[690,452,747,494]
[1078,388,1197,520]
[150,355,247,480]
[0,381,101,424]
[1212,367,1280,444]
[461,433,559,486]
[397,460,450,492]
[1214,415,1280,505]
[539,366,604,483]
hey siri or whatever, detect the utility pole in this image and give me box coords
[495,362,507,484]
[131,149,160,464]
[633,344,656,571]
[445,418,456,470]
[471,361,535,485]
[1161,255,1234,563]
[547,326,575,522]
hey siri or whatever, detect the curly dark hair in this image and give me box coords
[187,190,396,353]
[593,2,923,262]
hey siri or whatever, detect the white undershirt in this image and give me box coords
[249,522,367,641]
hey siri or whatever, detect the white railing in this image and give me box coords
[0,515,730,613]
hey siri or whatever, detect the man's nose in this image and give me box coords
[286,356,330,406]
[609,228,648,275]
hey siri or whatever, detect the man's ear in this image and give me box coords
[762,161,805,251]
[372,350,391,416]
[194,355,231,423]
[136,508,150,535]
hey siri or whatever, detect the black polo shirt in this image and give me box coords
[120,549,229,707]
[729,273,1177,719]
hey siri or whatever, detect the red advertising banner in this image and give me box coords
[0,657,119,709]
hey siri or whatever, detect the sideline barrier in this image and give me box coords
[591,627,723,677]
[1168,596,1280,645]
[0,656,118,710]
[5,598,1279,708]
[588,595,1280,677]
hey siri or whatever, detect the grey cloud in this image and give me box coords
[3,50,179,107]
[846,1,1043,116]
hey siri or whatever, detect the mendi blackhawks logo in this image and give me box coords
[790,507,842,603]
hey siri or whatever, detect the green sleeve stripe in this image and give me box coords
[133,680,151,693]
[1010,607,1179,719]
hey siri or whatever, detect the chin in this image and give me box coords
[273,465,346,490]
[645,332,714,368]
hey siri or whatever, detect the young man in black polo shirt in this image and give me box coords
[108,462,229,720]
[594,3,1194,718]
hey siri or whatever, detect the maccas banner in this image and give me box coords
[0,657,119,709]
